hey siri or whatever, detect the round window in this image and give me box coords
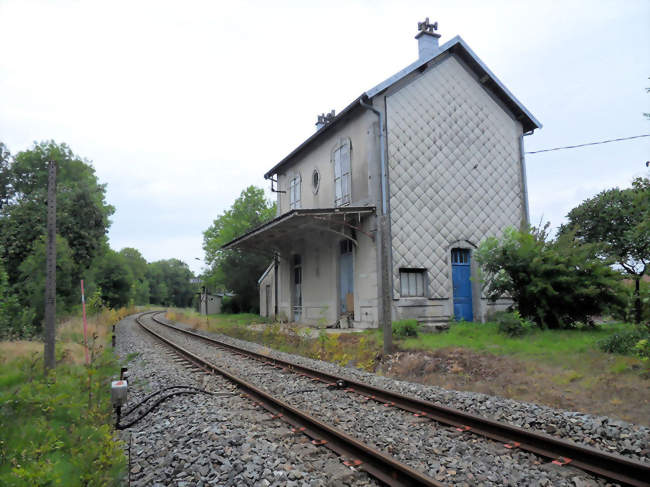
[312,169,320,194]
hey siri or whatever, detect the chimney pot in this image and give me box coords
[415,17,440,59]
[315,110,336,131]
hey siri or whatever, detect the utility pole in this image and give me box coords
[44,159,57,373]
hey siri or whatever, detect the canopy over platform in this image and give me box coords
[221,207,376,255]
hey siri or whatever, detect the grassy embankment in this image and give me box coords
[393,321,649,424]
[0,307,136,486]
[167,308,649,423]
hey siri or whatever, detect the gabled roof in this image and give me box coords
[264,35,541,179]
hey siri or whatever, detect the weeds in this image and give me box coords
[0,305,133,486]
[168,309,382,372]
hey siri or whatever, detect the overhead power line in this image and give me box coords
[525,134,650,154]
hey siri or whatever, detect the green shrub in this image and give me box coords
[608,279,650,324]
[635,338,650,360]
[220,295,239,314]
[392,319,420,338]
[495,311,535,337]
[475,224,624,329]
[597,328,648,355]
[0,350,126,485]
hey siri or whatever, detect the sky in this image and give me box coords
[1,0,648,275]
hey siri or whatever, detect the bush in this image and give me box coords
[635,338,650,360]
[608,279,650,324]
[495,311,535,337]
[598,328,648,355]
[220,295,240,314]
[476,224,624,329]
[392,319,420,338]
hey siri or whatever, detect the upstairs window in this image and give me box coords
[399,268,426,297]
[289,175,301,209]
[333,140,351,206]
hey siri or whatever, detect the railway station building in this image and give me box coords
[222,20,540,329]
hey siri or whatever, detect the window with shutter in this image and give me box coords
[289,175,301,209]
[333,139,351,206]
[399,269,426,297]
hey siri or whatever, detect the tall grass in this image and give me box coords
[0,305,135,486]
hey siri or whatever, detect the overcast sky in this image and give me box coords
[1,0,648,275]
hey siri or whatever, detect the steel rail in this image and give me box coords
[136,313,443,487]
[150,311,650,487]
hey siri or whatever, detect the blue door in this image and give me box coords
[339,240,354,315]
[451,249,473,321]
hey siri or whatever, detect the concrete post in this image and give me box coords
[44,160,57,372]
[378,214,393,354]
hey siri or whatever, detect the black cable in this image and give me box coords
[525,134,650,154]
[116,386,213,430]
[121,385,211,417]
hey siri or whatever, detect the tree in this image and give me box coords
[119,247,150,305]
[203,186,276,312]
[0,254,35,338]
[476,225,623,329]
[16,235,76,327]
[88,249,134,309]
[146,259,195,308]
[0,141,114,283]
[0,142,11,209]
[560,177,650,323]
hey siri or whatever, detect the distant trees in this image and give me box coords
[0,141,114,282]
[560,177,649,323]
[147,259,195,308]
[0,141,115,335]
[203,186,276,313]
[0,140,196,338]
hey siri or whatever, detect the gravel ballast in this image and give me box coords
[145,313,649,486]
[116,314,377,487]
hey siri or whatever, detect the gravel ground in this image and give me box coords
[147,313,648,486]
[115,314,377,487]
[159,315,650,465]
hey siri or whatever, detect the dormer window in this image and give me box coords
[289,175,301,209]
[333,139,351,206]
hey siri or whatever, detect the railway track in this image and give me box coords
[138,311,650,486]
[136,311,441,486]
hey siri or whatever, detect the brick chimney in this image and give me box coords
[415,18,440,59]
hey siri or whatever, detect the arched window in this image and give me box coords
[332,139,351,206]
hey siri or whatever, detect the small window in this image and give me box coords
[451,248,470,264]
[333,140,351,206]
[399,269,426,297]
[289,175,301,209]
[312,169,320,194]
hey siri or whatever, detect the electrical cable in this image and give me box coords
[525,134,650,154]
[116,386,213,430]
[121,385,211,417]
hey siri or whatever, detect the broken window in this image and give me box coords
[333,140,351,206]
[399,269,426,297]
[289,175,301,209]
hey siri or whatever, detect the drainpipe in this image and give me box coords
[359,97,387,215]
[519,132,531,227]
[273,254,279,319]
[359,96,393,354]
